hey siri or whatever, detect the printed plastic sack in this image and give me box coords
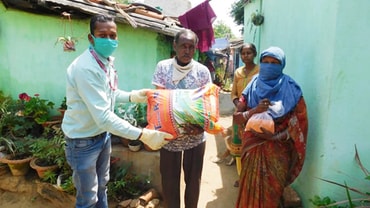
[146,83,224,138]
[244,100,284,134]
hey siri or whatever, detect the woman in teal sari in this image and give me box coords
[233,46,308,207]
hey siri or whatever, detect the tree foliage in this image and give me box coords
[230,0,249,34]
[230,0,245,25]
[213,20,234,39]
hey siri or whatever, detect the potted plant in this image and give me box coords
[0,91,13,136]
[18,93,55,124]
[0,136,33,176]
[251,11,264,26]
[0,92,38,138]
[0,136,14,175]
[128,140,142,152]
[16,92,60,130]
[29,126,66,179]
[55,12,79,52]
[0,159,8,176]
[56,36,79,52]
[58,96,67,117]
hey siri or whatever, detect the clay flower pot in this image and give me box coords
[58,108,66,117]
[0,156,33,176]
[0,162,9,176]
[41,115,62,128]
[30,158,59,179]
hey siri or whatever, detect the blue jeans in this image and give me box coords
[65,133,111,208]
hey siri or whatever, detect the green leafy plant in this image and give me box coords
[12,138,34,159]
[57,173,76,195]
[0,91,13,136]
[246,10,264,42]
[60,96,67,110]
[310,145,370,207]
[115,103,148,127]
[57,96,67,118]
[309,195,344,208]
[0,96,36,137]
[42,170,58,184]
[29,126,65,167]
[107,161,152,202]
[0,136,33,160]
[0,93,54,138]
[6,114,36,138]
[251,11,264,26]
[0,136,15,156]
[0,91,34,137]
[18,93,55,124]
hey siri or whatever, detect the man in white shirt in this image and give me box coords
[62,14,173,208]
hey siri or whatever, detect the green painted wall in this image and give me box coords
[0,3,172,109]
[244,0,370,207]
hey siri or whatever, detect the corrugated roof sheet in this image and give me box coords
[1,0,184,37]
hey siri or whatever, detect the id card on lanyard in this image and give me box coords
[89,47,117,111]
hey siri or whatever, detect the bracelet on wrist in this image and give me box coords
[242,111,250,119]
[285,131,291,141]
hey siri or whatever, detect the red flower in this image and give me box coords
[19,93,31,101]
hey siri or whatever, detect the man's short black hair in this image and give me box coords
[90,14,115,35]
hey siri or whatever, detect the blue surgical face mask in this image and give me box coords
[91,35,118,58]
[259,63,283,81]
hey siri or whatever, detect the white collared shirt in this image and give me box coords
[62,48,142,139]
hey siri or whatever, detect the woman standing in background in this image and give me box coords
[229,43,259,187]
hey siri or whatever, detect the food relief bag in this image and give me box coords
[245,100,284,134]
[245,112,274,134]
[146,83,224,138]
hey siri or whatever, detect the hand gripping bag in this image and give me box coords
[244,101,284,134]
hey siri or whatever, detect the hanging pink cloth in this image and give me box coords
[178,0,217,52]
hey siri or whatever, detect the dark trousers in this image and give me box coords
[160,142,206,208]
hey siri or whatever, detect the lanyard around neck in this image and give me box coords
[89,47,117,91]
